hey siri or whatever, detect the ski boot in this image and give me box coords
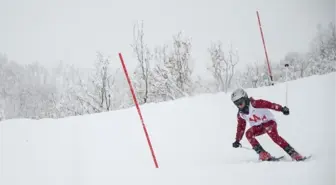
[284,145,304,161]
[253,144,272,161]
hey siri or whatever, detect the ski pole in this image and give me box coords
[285,63,289,106]
[240,145,253,151]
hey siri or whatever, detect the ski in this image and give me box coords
[241,156,285,163]
[263,156,285,162]
[296,155,312,161]
[270,155,313,162]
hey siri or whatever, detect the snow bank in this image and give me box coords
[0,73,335,185]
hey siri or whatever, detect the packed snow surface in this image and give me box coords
[0,73,335,185]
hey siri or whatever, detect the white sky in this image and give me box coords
[0,0,334,74]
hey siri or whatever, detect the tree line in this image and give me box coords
[0,21,335,120]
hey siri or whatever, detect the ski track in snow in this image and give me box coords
[0,73,335,185]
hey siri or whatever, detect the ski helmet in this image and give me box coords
[231,88,250,114]
[231,88,248,102]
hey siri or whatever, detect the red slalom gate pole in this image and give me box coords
[256,11,274,84]
[118,53,159,168]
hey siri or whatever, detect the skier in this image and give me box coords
[231,88,304,161]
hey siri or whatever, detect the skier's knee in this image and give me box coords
[245,130,253,139]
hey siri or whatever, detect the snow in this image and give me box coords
[0,72,335,185]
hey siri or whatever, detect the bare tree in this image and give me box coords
[208,41,238,92]
[68,52,115,113]
[93,52,112,110]
[131,21,152,104]
[165,31,193,94]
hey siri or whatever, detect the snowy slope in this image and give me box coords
[0,73,335,185]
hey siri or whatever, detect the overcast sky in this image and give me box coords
[0,0,334,74]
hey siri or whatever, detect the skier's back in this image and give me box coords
[231,88,304,161]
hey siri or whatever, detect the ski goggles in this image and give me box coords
[234,98,245,107]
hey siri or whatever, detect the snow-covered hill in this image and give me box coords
[0,72,335,185]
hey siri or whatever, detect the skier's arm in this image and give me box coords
[235,114,246,142]
[251,99,283,111]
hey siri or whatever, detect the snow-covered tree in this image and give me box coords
[311,22,336,61]
[168,31,193,94]
[64,52,117,114]
[151,32,194,101]
[279,52,312,80]
[235,62,270,88]
[0,55,59,119]
[151,45,177,101]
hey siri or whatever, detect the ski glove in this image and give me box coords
[282,106,290,115]
[232,141,241,148]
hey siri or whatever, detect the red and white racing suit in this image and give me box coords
[235,98,289,149]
